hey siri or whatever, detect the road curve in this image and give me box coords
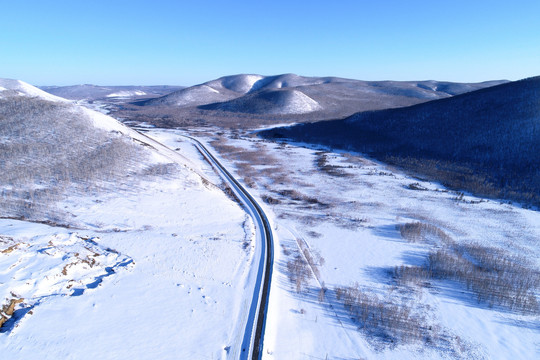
[183,135,274,360]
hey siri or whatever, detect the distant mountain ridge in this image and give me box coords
[137,73,507,116]
[40,84,184,101]
[260,76,540,206]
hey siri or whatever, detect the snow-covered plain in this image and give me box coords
[180,128,540,360]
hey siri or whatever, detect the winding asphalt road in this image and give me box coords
[183,135,274,360]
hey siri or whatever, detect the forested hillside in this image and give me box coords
[261,76,540,206]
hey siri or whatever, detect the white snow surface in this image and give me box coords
[213,89,323,115]
[106,90,147,97]
[167,85,228,106]
[0,127,255,359]
[2,84,538,359]
[197,130,540,360]
[277,89,322,114]
[0,228,134,314]
[218,74,265,93]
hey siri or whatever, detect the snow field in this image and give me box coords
[195,129,539,360]
[0,133,255,359]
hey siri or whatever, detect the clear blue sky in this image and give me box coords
[1,0,539,86]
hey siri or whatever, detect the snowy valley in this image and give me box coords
[0,75,539,360]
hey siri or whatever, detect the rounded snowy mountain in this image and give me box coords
[201,88,322,115]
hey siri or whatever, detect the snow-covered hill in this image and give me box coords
[211,74,265,93]
[202,88,323,115]
[0,79,66,102]
[137,73,507,117]
[141,84,236,107]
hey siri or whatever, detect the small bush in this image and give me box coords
[315,152,352,177]
[397,222,452,244]
[277,189,328,207]
[407,182,428,191]
[287,255,311,293]
[220,183,240,203]
[262,195,281,205]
